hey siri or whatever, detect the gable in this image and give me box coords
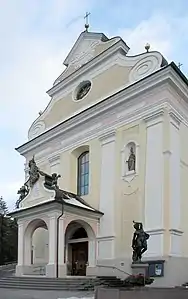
[28,51,167,140]
[53,31,123,85]
[27,29,168,141]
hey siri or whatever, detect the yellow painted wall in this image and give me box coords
[44,64,131,129]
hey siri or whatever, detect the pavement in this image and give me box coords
[0,288,94,299]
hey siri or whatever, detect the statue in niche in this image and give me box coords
[127,146,136,171]
[28,156,39,187]
[51,173,61,189]
[132,221,150,263]
[16,184,29,208]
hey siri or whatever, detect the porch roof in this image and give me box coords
[8,187,103,218]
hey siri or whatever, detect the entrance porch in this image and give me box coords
[9,167,103,278]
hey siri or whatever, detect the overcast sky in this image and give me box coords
[0,0,188,210]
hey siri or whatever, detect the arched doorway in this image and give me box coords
[32,226,48,265]
[65,221,95,276]
[24,219,49,273]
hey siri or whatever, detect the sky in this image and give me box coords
[0,0,188,210]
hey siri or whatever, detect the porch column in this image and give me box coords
[16,221,24,276]
[46,215,57,277]
[58,217,66,277]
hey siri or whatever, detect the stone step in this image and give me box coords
[0,277,95,282]
[0,275,123,290]
[0,283,93,291]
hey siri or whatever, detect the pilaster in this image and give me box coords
[98,130,116,260]
[144,110,164,257]
[168,111,182,256]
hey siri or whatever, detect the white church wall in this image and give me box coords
[144,111,164,257]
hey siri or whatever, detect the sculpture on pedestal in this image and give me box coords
[132,221,149,263]
[27,156,40,187]
[51,173,61,189]
[127,146,136,171]
[16,184,29,208]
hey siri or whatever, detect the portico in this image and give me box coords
[9,162,103,278]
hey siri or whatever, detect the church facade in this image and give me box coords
[10,30,188,287]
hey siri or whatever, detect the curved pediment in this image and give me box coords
[28,31,167,141]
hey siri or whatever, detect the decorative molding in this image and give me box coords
[143,109,164,127]
[27,60,188,144]
[169,229,183,236]
[72,79,93,102]
[28,121,46,141]
[145,228,165,235]
[96,236,115,240]
[27,50,165,139]
[129,53,163,83]
[48,154,61,166]
[98,130,116,145]
[48,40,131,97]
[169,110,181,129]
[17,77,188,160]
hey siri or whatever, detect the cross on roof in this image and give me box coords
[84,12,91,31]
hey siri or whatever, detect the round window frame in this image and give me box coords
[73,80,92,102]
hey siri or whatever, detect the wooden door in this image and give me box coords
[72,242,88,276]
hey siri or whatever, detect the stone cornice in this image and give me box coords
[16,65,188,156]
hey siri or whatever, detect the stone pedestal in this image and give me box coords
[58,264,67,277]
[131,263,149,276]
[46,263,56,277]
[16,265,24,276]
[87,266,97,276]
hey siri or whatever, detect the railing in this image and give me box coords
[96,264,131,279]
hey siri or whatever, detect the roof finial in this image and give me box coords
[84,12,90,32]
[145,43,150,52]
[178,62,183,70]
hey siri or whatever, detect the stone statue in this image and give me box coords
[51,173,61,189]
[28,156,39,187]
[127,147,136,171]
[132,221,149,263]
[16,184,29,208]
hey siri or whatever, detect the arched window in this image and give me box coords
[77,152,89,196]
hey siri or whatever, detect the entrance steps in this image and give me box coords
[0,276,124,290]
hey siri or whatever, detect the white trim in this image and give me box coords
[28,50,165,140]
[169,229,183,236]
[18,70,188,159]
[48,153,60,165]
[72,80,93,102]
[48,40,131,97]
[144,109,164,127]
[169,111,181,129]
[98,130,116,145]
[146,228,165,234]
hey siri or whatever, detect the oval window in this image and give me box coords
[75,81,91,101]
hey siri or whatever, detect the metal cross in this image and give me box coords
[178,62,183,70]
[84,12,91,31]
